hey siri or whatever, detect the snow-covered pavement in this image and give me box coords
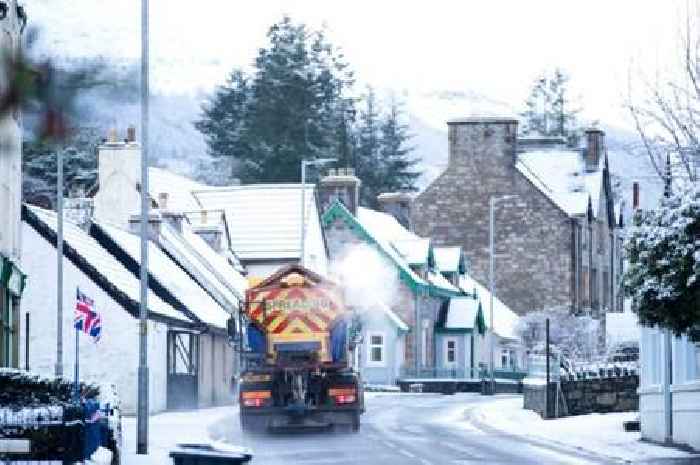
[119,394,700,465]
[468,396,699,463]
[121,405,245,465]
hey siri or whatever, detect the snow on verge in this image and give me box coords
[471,397,696,462]
[121,406,244,465]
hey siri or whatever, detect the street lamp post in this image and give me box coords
[137,0,150,455]
[488,194,519,394]
[300,158,336,267]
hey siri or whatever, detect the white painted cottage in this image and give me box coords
[0,0,26,369]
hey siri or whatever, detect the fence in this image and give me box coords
[399,367,527,381]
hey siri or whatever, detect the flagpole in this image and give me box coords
[74,322,79,403]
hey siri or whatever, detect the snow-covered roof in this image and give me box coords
[445,296,482,330]
[158,220,247,308]
[148,167,206,212]
[392,238,431,265]
[191,184,319,261]
[25,206,187,323]
[376,301,409,331]
[428,270,460,293]
[434,246,463,273]
[355,207,428,287]
[516,149,603,217]
[93,221,231,329]
[459,274,519,340]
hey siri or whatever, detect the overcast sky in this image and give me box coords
[34,0,688,129]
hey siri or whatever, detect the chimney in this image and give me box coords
[93,126,142,228]
[632,182,640,210]
[128,211,163,243]
[446,117,519,167]
[318,167,361,216]
[584,128,605,172]
[126,126,136,143]
[377,192,413,230]
[193,211,225,252]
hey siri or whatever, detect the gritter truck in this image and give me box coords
[237,265,364,432]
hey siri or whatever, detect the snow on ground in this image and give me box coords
[121,406,245,465]
[470,397,697,462]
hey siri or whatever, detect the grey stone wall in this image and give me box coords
[412,119,574,315]
[524,375,639,418]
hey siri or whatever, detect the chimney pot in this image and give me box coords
[127,126,136,142]
[108,128,118,143]
[158,192,169,210]
[632,182,640,209]
[201,210,208,224]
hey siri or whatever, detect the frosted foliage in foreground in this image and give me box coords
[623,185,700,333]
[516,306,601,361]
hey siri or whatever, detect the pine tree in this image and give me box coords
[194,70,251,181]
[355,87,382,206]
[378,98,420,194]
[195,16,353,184]
[520,68,580,146]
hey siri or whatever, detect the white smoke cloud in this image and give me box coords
[330,243,401,313]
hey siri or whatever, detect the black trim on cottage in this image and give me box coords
[88,222,204,329]
[22,205,196,329]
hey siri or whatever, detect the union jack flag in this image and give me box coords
[75,288,101,342]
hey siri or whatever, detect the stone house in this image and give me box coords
[0,0,26,369]
[318,170,521,383]
[413,118,622,322]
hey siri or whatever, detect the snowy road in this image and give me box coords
[212,393,636,465]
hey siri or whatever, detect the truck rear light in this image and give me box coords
[329,387,356,405]
[334,394,356,405]
[241,390,271,407]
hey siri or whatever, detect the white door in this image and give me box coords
[444,338,458,369]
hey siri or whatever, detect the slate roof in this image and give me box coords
[22,205,190,325]
[191,184,319,261]
[91,220,231,329]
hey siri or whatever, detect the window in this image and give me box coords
[501,349,509,369]
[445,339,457,365]
[368,333,384,366]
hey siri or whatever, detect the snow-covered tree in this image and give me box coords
[516,306,601,362]
[520,68,581,146]
[195,16,353,184]
[23,126,100,208]
[378,98,420,194]
[355,87,382,206]
[622,185,700,334]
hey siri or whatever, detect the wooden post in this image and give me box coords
[545,318,550,419]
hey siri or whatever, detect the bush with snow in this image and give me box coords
[515,306,601,362]
[623,185,700,334]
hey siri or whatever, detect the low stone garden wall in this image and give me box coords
[398,379,522,394]
[524,375,639,418]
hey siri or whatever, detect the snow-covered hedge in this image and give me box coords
[623,185,700,334]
